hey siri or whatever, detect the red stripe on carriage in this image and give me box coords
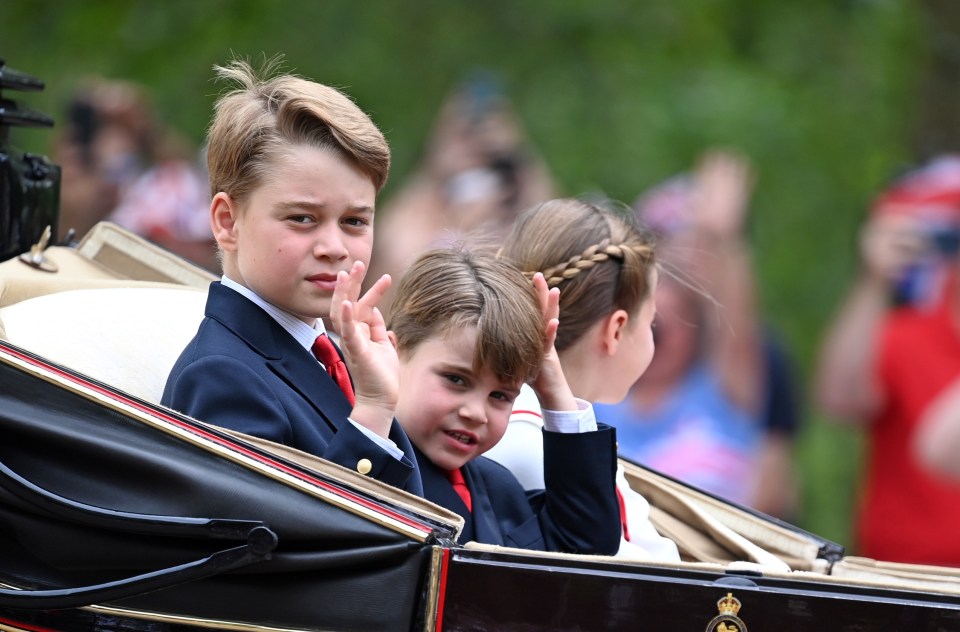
[1,344,435,537]
[435,547,451,632]
[0,616,60,632]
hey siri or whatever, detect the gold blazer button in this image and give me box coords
[357,458,373,475]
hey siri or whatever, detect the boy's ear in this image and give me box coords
[210,192,240,252]
[387,330,399,352]
[601,309,630,356]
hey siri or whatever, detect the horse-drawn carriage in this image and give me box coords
[3,59,960,632]
[4,226,960,632]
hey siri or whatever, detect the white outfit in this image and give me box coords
[485,385,681,562]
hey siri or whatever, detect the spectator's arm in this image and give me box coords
[814,213,925,424]
[914,375,960,478]
[687,150,763,414]
[813,273,889,423]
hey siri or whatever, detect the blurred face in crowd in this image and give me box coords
[639,275,701,386]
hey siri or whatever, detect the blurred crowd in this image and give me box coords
[366,75,807,524]
[54,77,217,270]
[51,73,960,567]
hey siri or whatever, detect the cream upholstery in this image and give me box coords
[0,287,206,403]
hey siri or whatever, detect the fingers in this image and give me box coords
[533,272,549,312]
[698,149,752,183]
[694,149,755,237]
[336,297,388,352]
[332,260,366,309]
[359,274,392,311]
[329,275,346,332]
[367,306,389,343]
[533,273,560,321]
[532,272,561,352]
[337,299,356,349]
[544,317,559,352]
[861,214,928,281]
[331,267,355,321]
[546,287,560,324]
[331,262,373,332]
[343,260,366,302]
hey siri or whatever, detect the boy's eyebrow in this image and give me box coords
[499,384,522,398]
[275,200,374,214]
[490,375,523,396]
[436,360,522,396]
[436,360,474,374]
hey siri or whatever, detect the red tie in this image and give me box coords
[447,467,472,512]
[616,487,631,541]
[311,334,356,406]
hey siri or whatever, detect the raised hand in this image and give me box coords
[332,261,398,438]
[692,149,755,239]
[330,260,386,331]
[530,272,578,411]
[859,212,929,286]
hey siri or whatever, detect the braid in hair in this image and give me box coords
[504,197,657,352]
[535,240,655,287]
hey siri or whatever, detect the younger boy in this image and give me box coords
[388,248,620,553]
[162,60,422,495]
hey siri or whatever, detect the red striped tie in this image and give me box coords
[311,334,356,406]
[447,467,472,512]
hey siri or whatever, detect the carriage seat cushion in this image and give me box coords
[0,287,207,404]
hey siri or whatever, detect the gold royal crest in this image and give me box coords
[705,592,748,632]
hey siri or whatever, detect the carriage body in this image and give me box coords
[1,224,959,632]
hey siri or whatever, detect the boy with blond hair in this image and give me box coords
[388,247,620,552]
[163,60,422,494]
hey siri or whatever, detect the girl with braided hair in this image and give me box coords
[484,197,681,561]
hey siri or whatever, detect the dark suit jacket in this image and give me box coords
[161,282,423,495]
[417,425,620,555]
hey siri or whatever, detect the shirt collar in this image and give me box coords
[220,275,325,351]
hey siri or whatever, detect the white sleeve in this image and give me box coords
[348,419,404,459]
[613,464,681,562]
[483,384,546,490]
[541,398,598,433]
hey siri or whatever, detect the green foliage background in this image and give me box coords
[1,0,930,548]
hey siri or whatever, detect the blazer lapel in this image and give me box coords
[204,283,353,429]
[273,352,353,423]
[389,426,424,497]
[416,448,475,543]
[463,462,505,546]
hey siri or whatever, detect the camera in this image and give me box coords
[928,223,960,257]
[0,58,61,262]
[894,221,960,306]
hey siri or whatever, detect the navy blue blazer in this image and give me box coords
[161,282,423,496]
[417,425,620,555]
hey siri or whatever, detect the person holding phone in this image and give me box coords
[815,154,960,566]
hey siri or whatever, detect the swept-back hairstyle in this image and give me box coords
[389,248,545,384]
[206,58,391,204]
[500,198,657,352]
